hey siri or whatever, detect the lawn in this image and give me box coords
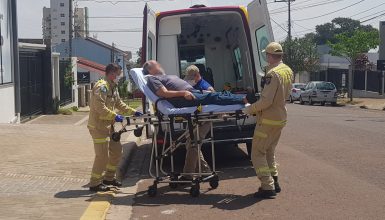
[125,98,143,110]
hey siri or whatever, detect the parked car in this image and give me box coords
[288,83,306,103]
[299,81,338,106]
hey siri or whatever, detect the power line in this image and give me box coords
[77,0,174,4]
[87,16,143,19]
[293,0,366,22]
[271,0,345,15]
[271,18,288,33]
[361,12,385,23]
[350,2,385,18]
[357,9,385,21]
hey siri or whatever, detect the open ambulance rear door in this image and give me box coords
[142,3,157,63]
[141,4,157,136]
[247,0,275,77]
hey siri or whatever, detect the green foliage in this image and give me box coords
[281,34,319,74]
[71,106,79,112]
[52,96,60,114]
[118,79,129,99]
[64,63,75,88]
[327,29,380,64]
[314,17,378,45]
[57,108,73,115]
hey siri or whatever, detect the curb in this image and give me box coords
[118,127,141,180]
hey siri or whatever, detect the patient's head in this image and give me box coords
[143,60,165,76]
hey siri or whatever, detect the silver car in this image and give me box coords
[299,81,338,106]
[289,83,306,103]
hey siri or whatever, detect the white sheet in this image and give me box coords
[129,68,246,115]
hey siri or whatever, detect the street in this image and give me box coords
[1,105,385,219]
[128,104,385,220]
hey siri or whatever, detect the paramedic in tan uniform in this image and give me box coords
[244,42,293,199]
[87,63,142,192]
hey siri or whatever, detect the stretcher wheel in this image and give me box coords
[147,185,157,197]
[190,184,200,197]
[169,176,178,189]
[209,176,219,189]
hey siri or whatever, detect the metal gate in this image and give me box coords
[19,50,45,117]
[59,60,73,106]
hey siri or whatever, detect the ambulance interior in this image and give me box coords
[157,12,263,93]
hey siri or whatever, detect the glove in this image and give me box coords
[115,114,124,123]
[134,111,143,117]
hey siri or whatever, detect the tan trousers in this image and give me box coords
[183,122,211,175]
[89,129,123,187]
[251,124,282,190]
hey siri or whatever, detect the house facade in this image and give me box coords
[0,0,19,123]
[53,37,132,79]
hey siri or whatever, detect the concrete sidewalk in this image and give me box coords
[339,98,385,110]
[0,113,137,220]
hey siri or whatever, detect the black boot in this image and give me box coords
[89,184,110,192]
[103,179,122,187]
[254,187,277,199]
[273,176,281,193]
[246,91,258,104]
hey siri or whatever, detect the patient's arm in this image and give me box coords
[156,86,195,100]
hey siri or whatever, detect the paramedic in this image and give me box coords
[184,65,215,92]
[87,63,142,192]
[142,60,257,108]
[243,42,293,199]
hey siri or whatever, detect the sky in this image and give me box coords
[17,0,385,60]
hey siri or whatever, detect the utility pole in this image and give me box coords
[69,0,73,59]
[275,0,294,62]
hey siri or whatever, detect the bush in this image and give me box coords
[57,108,73,115]
[71,106,79,112]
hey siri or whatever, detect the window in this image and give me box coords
[60,3,65,7]
[60,13,65,18]
[255,25,270,70]
[61,22,65,26]
[61,30,65,34]
[147,37,153,60]
[233,47,243,80]
[61,39,66,42]
[179,46,206,77]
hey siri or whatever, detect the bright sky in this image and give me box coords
[17,0,385,59]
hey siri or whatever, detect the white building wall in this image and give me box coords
[0,0,17,123]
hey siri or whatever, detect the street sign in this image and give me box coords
[377,60,385,71]
[77,71,90,84]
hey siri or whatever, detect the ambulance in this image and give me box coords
[141,0,274,156]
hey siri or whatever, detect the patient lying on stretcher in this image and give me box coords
[142,60,258,108]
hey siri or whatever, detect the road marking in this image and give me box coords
[80,192,115,220]
[75,115,89,126]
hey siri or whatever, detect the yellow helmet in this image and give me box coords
[262,42,283,55]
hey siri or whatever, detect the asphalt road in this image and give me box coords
[128,104,385,220]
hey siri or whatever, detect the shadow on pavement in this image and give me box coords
[131,186,260,210]
[54,189,94,199]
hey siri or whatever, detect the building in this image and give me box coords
[53,37,132,80]
[42,0,89,48]
[0,0,19,123]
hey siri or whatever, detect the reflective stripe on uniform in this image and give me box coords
[93,137,110,144]
[106,164,117,171]
[255,131,268,138]
[261,118,287,126]
[91,172,102,179]
[256,166,272,175]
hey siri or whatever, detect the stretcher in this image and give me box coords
[118,68,253,197]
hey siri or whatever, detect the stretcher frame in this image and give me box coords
[120,100,252,197]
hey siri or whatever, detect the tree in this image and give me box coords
[327,29,379,101]
[281,34,319,80]
[314,17,378,45]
